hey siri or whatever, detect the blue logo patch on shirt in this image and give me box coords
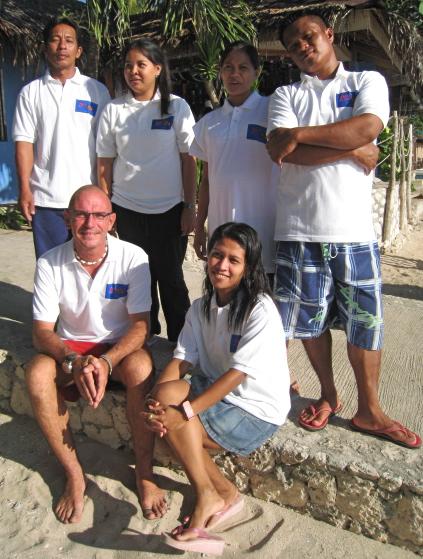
[151,116,174,130]
[246,124,267,144]
[230,334,242,353]
[105,284,128,299]
[75,99,98,116]
[336,91,358,108]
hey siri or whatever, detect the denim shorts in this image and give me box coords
[274,241,384,351]
[190,374,279,456]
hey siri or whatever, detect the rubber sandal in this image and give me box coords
[350,418,422,449]
[164,526,225,555]
[298,402,342,431]
[207,494,245,530]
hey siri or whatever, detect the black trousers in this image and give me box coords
[113,202,190,342]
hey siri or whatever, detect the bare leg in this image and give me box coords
[25,354,85,523]
[153,381,238,540]
[300,330,341,427]
[286,339,300,395]
[115,349,167,519]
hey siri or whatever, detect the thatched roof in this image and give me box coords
[0,0,85,68]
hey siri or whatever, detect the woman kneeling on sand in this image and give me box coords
[144,222,291,555]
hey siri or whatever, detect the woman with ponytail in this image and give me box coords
[97,39,196,342]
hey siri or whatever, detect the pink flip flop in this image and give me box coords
[207,494,245,530]
[164,526,225,555]
[298,402,343,431]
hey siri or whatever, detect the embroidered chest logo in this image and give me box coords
[246,124,267,144]
[336,91,358,108]
[75,99,98,116]
[230,334,242,353]
[151,116,174,130]
[105,284,128,299]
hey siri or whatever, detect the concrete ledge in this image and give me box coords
[0,341,422,555]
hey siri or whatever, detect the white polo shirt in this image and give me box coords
[267,63,390,242]
[33,235,151,343]
[190,91,279,272]
[13,68,110,208]
[96,93,195,214]
[174,294,291,425]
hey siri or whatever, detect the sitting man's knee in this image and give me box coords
[118,349,154,387]
[25,353,58,394]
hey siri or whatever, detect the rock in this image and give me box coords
[280,439,309,465]
[111,405,131,442]
[347,461,379,481]
[81,402,113,428]
[10,380,33,417]
[385,494,423,546]
[83,424,122,449]
[307,471,337,507]
[68,404,82,432]
[378,472,403,492]
[336,475,384,528]
[235,445,276,473]
[251,473,308,509]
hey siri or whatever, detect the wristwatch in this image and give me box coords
[181,400,195,421]
[62,352,79,374]
[183,202,195,209]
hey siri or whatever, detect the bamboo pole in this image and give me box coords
[407,123,413,223]
[382,111,398,244]
[399,118,408,232]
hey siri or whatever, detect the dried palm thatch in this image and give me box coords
[0,0,84,68]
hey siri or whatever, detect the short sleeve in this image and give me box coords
[172,98,195,153]
[353,71,390,128]
[189,116,208,161]
[267,86,299,135]
[96,102,118,158]
[12,90,37,143]
[126,249,152,314]
[173,305,199,366]
[229,301,282,378]
[33,258,60,323]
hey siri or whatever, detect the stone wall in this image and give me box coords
[1,346,422,555]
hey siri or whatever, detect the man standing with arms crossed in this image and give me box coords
[13,17,110,257]
[26,185,167,523]
[267,11,420,448]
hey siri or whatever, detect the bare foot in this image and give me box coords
[290,380,300,396]
[299,398,342,430]
[55,474,86,523]
[175,490,224,542]
[137,477,167,519]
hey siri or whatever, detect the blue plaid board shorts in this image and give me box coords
[274,241,384,351]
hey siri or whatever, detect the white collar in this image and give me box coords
[300,62,348,89]
[222,90,261,114]
[44,66,82,85]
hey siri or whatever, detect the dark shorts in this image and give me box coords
[32,206,71,258]
[274,241,384,351]
[190,374,279,456]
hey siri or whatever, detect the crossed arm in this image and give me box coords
[266,113,384,173]
[33,312,149,408]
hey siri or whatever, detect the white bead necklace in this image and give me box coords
[74,243,108,266]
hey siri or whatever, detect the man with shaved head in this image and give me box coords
[25,185,167,523]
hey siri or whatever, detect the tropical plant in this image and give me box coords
[0,206,27,230]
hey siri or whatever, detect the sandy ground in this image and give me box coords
[0,222,422,558]
[0,412,416,559]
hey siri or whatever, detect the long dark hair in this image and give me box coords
[202,222,271,331]
[123,38,171,115]
[220,41,260,70]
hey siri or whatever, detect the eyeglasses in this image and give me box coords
[70,211,113,221]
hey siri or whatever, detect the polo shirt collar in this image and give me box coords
[43,67,82,85]
[222,90,261,114]
[123,90,161,108]
[300,62,348,89]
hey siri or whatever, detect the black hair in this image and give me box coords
[220,41,260,70]
[43,17,82,46]
[278,10,331,47]
[202,222,272,331]
[123,38,171,115]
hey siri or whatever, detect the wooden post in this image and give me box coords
[407,123,413,223]
[399,118,408,232]
[383,111,398,244]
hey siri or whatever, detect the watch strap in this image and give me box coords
[181,400,195,421]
